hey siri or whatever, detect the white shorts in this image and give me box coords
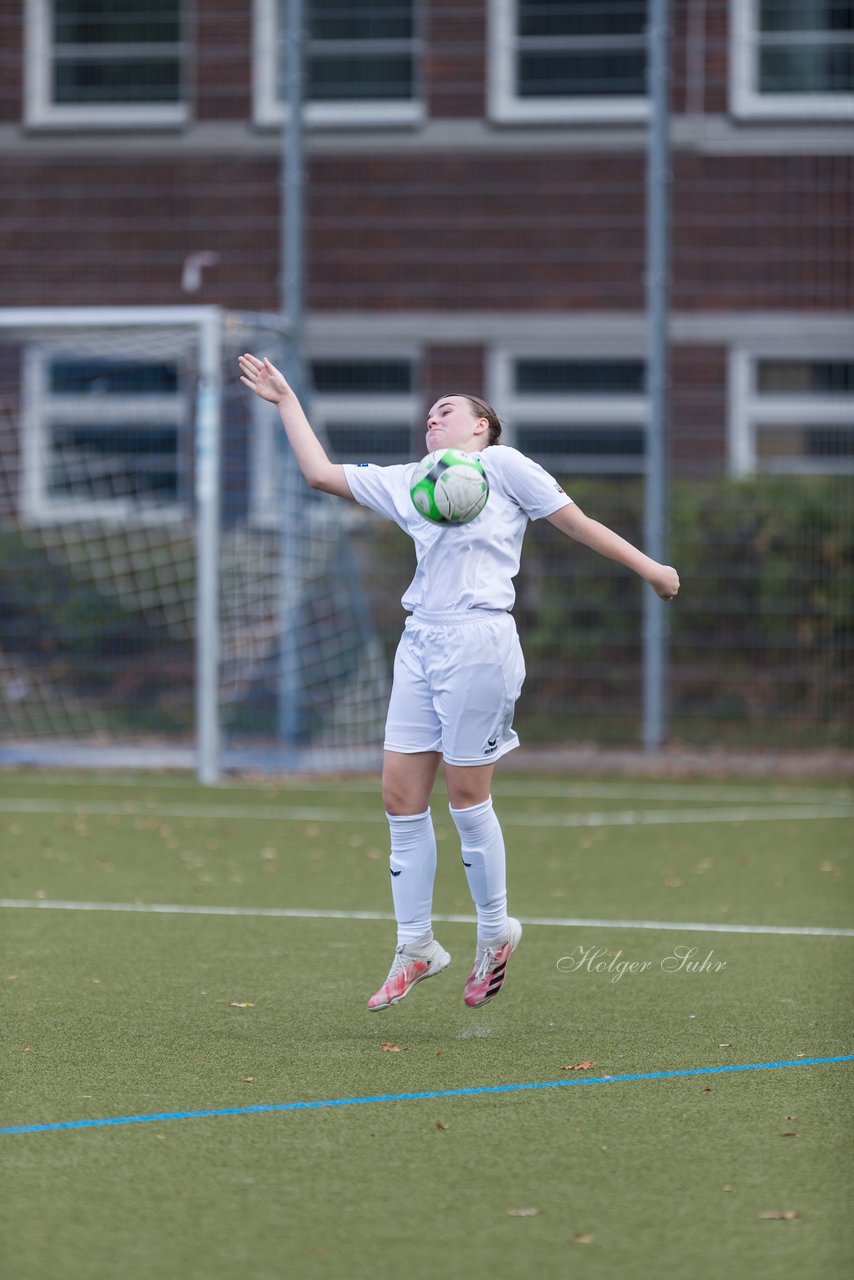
[384,609,526,767]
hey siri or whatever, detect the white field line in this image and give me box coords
[1,797,853,829]
[3,774,852,805]
[0,897,851,938]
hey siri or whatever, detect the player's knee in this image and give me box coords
[382,776,420,815]
[445,763,493,811]
[382,782,406,814]
[382,750,440,815]
[447,781,489,810]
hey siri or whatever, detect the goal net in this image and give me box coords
[0,307,388,778]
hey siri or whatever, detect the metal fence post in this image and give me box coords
[643,0,671,750]
[278,0,309,753]
[196,307,222,784]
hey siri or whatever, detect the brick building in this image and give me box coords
[1,1,851,514]
[0,2,852,755]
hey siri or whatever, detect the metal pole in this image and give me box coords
[282,0,305,370]
[195,308,222,784]
[643,0,670,750]
[278,0,308,750]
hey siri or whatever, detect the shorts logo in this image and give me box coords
[390,868,402,877]
[484,733,499,756]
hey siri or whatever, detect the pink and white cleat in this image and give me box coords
[367,938,451,1011]
[464,918,522,1008]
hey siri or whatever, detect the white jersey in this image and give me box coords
[342,445,572,612]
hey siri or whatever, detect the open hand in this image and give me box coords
[651,565,680,600]
[238,354,290,405]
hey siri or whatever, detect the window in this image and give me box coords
[490,352,647,474]
[731,0,854,118]
[254,0,423,127]
[489,0,649,123]
[250,355,418,524]
[25,0,188,127]
[312,358,417,460]
[729,351,854,475]
[21,349,188,522]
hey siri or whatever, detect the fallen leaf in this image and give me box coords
[562,1061,596,1071]
[229,1002,255,1009]
[794,1052,805,1058]
[435,1121,450,1131]
[506,1207,540,1217]
[785,1115,796,1121]
[572,1232,594,1245]
[779,1131,797,1137]
[703,1087,712,1092]
[759,1210,800,1221]
[243,1076,255,1083]
[719,1043,732,1048]
[435,1050,441,1057]
[154,1134,166,1141]
[381,1042,402,1053]
[722,1185,732,1192]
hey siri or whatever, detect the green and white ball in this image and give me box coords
[410,450,490,525]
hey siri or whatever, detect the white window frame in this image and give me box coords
[250,351,420,527]
[488,346,648,474]
[24,0,189,129]
[253,0,424,129]
[21,345,189,524]
[488,0,649,125]
[728,345,854,476]
[731,0,854,120]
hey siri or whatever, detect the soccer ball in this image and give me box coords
[410,450,489,525]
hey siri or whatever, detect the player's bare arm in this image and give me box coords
[547,502,680,601]
[238,354,353,500]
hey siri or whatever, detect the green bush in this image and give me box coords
[362,474,854,746]
[3,473,851,748]
[0,530,195,734]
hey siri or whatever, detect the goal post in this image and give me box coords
[0,305,389,783]
[0,305,224,782]
[194,307,222,785]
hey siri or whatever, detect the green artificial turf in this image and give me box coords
[1,770,852,1280]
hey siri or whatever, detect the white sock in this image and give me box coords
[448,796,509,942]
[386,808,437,949]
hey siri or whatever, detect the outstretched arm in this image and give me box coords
[547,502,680,601]
[238,354,353,500]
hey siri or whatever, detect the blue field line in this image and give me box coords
[3,1055,851,1137]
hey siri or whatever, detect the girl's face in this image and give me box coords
[425,396,488,454]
